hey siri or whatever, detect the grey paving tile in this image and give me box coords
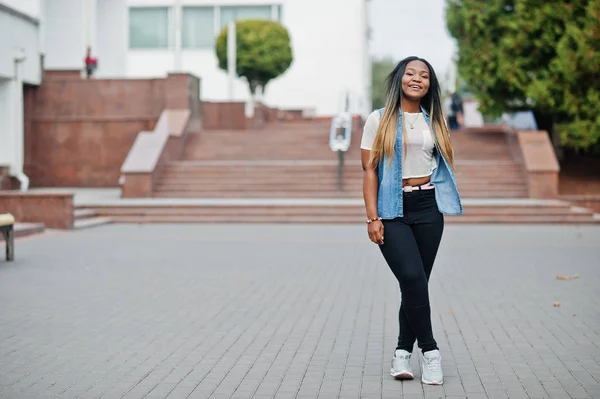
[0,224,599,399]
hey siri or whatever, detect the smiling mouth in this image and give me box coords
[409,85,422,90]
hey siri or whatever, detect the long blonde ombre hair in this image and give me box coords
[369,56,455,170]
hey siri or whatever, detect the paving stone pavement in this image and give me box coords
[1,224,599,399]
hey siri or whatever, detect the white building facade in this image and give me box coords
[4,0,373,117]
[38,0,372,117]
[0,0,43,189]
[123,0,372,117]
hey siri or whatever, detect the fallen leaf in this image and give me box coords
[553,302,561,307]
[556,275,572,280]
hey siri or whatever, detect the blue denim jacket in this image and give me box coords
[376,106,463,218]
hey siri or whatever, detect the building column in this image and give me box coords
[80,0,97,51]
[95,0,127,77]
[173,0,182,71]
[9,51,29,191]
[360,0,372,118]
[0,80,11,170]
[43,0,93,72]
[0,50,29,191]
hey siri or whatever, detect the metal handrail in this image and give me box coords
[329,111,353,191]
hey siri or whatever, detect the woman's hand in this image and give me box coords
[362,148,382,244]
[368,220,384,245]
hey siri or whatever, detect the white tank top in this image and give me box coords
[360,110,437,179]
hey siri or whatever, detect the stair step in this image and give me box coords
[163,164,523,170]
[13,223,45,239]
[90,207,362,217]
[161,167,362,173]
[168,160,522,166]
[87,200,599,225]
[158,177,364,182]
[154,182,527,188]
[159,171,524,177]
[152,191,360,196]
[450,215,600,223]
[90,206,586,217]
[151,191,529,198]
[157,173,523,179]
[73,216,113,230]
[74,208,97,219]
[104,214,599,224]
[109,215,364,223]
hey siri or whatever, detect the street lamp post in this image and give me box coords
[227,20,236,101]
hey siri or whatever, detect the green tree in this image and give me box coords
[371,57,397,109]
[446,0,600,152]
[216,19,293,96]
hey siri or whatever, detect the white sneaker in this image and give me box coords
[390,349,414,380]
[421,349,443,385]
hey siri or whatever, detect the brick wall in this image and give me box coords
[201,101,280,130]
[202,102,247,130]
[0,167,12,190]
[23,71,200,188]
[0,192,74,229]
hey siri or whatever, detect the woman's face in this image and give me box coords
[401,60,431,102]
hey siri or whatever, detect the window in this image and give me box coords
[219,6,273,29]
[129,7,170,49]
[274,4,282,22]
[182,7,215,49]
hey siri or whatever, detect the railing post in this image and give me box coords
[337,150,344,191]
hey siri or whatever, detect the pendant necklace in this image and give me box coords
[405,112,420,129]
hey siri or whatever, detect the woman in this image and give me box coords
[447,92,464,130]
[360,56,463,385]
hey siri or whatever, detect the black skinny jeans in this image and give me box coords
[379,188,444,354]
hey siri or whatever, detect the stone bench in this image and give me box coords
[0,213,15,261]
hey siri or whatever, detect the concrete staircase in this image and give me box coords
[154,161,361,198]
[154,124,528,199]
[82,121,598,224]
[79,198,599,224]
[152,159,528,199]
[452,129,528,197]
[154,119,362,198]
[73,208,112,229]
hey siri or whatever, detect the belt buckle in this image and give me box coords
[403,186,413,193]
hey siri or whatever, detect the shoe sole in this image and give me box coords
[391,370,414,380]
[421,377,443,385]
